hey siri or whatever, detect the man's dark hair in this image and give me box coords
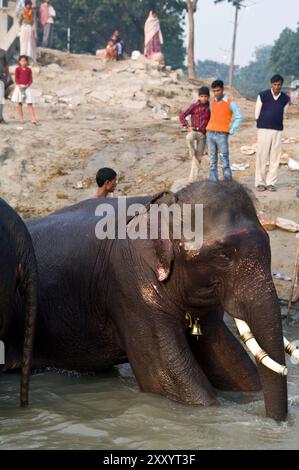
[271,74,284,84]
[18,55,28,62]
[211,80,224,89]
[198,86,210,97]
[96,168,117,187]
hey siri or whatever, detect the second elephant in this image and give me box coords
[0,197,38,406]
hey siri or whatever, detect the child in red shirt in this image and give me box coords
[12,55,37,124]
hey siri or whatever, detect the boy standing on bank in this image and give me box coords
[206,80,243,181]
[255,74,290,192]
[179,87,210,182]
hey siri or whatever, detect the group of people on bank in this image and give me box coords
[0,8,164,126]
[15,0,56,63]
[179,74,291,193]
[103,10,163,61]
[0,4,295,196]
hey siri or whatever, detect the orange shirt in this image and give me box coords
[206,97,233,133]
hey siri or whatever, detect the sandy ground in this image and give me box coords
[0,49,298,305]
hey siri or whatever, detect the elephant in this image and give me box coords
[25,180,296,421]
[0,197,38,406]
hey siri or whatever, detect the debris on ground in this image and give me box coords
[231,163,250,171]
[280,152,290,165]
[240,145,256,155]
[282,137,298,144]
[288,158,299,171]
[258,211,276,231]
[276,217,299,233]
[273,273,292,281]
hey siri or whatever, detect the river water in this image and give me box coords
[1,324,299,450]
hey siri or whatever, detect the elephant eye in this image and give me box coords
[220,253,230,260]
[219,249,234,261]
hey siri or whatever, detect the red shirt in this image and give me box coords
[15,67,32,86]
[179,101,210,134]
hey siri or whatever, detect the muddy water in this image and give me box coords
[1,324,299,450]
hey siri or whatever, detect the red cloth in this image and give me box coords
[15,66,32,86]
[179,101,210,134]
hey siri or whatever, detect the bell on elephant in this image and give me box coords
[191,318,202,339]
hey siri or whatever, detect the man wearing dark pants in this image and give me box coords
[255,74,290,192]
[0,48,9,124]
[206,80,243,181]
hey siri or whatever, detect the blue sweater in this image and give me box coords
[257,89,290,131]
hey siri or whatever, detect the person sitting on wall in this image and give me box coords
[111,30,125,60]
[105,40,117,60]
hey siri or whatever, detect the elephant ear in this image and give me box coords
[126,191,178,282]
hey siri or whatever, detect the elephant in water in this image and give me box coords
[0,198,38,406]
[26,181,295,421]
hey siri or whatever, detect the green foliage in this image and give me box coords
[196,59,239,84]
[270,25,299,82]
[50,0,186,69]
[195,47,273,100]
[233,46,273,99]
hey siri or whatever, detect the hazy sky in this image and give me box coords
[188,0,299,67]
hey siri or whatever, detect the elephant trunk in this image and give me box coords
[237,288,288,421]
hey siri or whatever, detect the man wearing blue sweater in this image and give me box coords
[255,74,290,192]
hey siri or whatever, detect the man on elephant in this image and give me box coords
[95,167,117,198]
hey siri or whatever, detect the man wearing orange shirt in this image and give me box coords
[207,80,243,181]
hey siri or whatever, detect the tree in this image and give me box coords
[214,0,245,86]
[233,45,273,99]
[50,0,186,69]
[185,0,198,79]
[195,59,239,84]
[270,25,299,83]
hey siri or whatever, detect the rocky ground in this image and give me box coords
[0,48,298,311]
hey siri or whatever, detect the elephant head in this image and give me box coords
[128,181,293,421]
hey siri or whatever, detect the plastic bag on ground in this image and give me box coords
[288,158,299,171]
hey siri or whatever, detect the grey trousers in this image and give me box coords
[186,130,206,182]
[42,23,54,48]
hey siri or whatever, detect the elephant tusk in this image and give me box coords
[284,337,299,361]
[235,319,288,377]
